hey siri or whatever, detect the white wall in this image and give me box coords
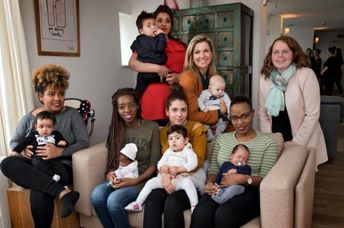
[19,0,135,145]
[266,16,316,56]
[266,14,282,52]
[287,25,314,51]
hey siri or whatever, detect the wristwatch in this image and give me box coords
[247,176,253,185]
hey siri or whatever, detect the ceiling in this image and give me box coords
[266,0,344,30]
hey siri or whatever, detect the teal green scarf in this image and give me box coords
[265,64,296,117]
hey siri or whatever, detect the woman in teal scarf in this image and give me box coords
[258,35,327,168]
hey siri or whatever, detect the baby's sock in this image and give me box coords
[52,174,60,182]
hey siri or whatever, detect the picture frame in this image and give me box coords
[34,0,80,56]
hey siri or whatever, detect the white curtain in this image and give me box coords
[0,0,33,156]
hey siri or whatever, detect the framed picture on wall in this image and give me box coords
[34,0,80,56]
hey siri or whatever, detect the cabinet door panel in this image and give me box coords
[217,51,234,67]
[219,70,234,98]
[182,15,196,32]
[216,32,234,48]
[197,14,214,31]
[216,11,234,28]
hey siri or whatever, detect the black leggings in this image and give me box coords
[143,189,191,228]
[0,156,72,228]
[190,186,260,228]
[31,156,70,185]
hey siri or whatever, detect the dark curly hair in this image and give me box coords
[105,88,141,172]
[261,36,309,79]
[136,11,154,30]
[167,124,188,138]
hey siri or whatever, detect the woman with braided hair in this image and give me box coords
[91,88,160,228]
[1,63,90,227]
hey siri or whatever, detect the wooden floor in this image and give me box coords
[312,124,344,228]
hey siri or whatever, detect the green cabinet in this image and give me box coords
[172,3,253,98]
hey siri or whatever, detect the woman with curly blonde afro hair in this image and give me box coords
[1,63,90,227]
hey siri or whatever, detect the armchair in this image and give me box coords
[73,133,315,228]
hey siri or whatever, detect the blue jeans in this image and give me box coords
[91,182,138,228]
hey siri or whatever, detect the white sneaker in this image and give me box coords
[52,174,61,182]
[124,201,143,212]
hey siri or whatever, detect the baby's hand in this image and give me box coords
[204,182,220,195]
[155,29,164,35]
[202,107,209,113]
[57,140,67,147]
[9,151,19,157]
[227,169,237,174]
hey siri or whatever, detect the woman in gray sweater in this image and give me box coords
[1,64,89,227]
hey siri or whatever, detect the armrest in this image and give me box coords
[72,142,107,216]
[295,147,315,228]
[259,144,309,228]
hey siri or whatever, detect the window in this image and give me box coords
[118,12,137,66]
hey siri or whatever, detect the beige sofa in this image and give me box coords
[73,133,315,228]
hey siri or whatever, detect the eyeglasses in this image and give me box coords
[229,111,252,122]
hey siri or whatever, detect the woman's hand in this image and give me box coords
[166,72,180,84]
[160,165,170,174]
[169,166,186,176]
[111,177,138,189]
[106,171,116,182]
[157,66,169,78]
[220,173,245,187]
[160,172,175,193]
[204,181,219,195]
[36,144,63,160]
[9,151,19,157]
[22,145,34,158]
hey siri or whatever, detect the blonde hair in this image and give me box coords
[32,64,70,98]
[184,34,217,81]
[209,75,225,87]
